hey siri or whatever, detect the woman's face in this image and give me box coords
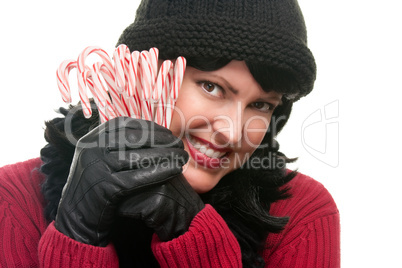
[169,60,282,193]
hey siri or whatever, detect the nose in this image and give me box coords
[211,102,243,146]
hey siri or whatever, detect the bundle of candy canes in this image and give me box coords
[57,44,186,128]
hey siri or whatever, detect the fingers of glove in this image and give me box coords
[64,147,188,196]
[110,164,184,198]
[117,193,153,218]
[166,175,205,211]
[104,129,183,151]
[104,117,172,134]
[116,184,200,242]
[103,148,189,171]
[62,146,187,203]
[76,117,182,149]
[116,188,185,224]
[103,117,180,149]
[61,163,183,218]
[116,177,203,219]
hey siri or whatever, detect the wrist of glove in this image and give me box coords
[54,117,188,247]
[118,174,205,242]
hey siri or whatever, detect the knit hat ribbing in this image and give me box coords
[117,0,316,100]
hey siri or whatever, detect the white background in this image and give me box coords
[0,1,401,267]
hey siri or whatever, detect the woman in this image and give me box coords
[0,0,340,267]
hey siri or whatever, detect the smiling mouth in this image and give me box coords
[187,135,228,159]
[185,135,231,169]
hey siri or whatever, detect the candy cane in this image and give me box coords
[165,57,186,128]
[92,62,118,121]
[124,51,141,118]
[88,77,112,122]
[171,57,186,100]
[139,51,154,121]
[160,65,174,128]
[57,45,186,126]
[77,46,114,76]
[113,44,129,93]
[153,60,173,125]
[97,63,129,117]
[149,47,159,83]
[56,59,76,103]
[76,46,115,118]
[76,67,95,118]
[126,50,139,96]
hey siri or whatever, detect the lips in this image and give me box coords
[185,135,230,169]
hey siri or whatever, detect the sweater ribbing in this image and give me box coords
[0,158,340,267]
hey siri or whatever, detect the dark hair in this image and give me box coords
[40,107,99,221]
[40,58,297,267]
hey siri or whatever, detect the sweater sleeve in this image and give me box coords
[0,159,120,268]
[262,173,340,267]
[0,159,48,267]
[263,213,340,267]
[151,204,242,267]
[38,222,119,267]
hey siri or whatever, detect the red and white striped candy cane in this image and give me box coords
[149,47,159,83]
[126,50,139,97]
[57,45,186,125]
[124,51,141,118]
[171,57,186,100]
[148,47,160,121]
[77,46,114,74]
[139,51,154,121]
[77,46,115,118]
[165,57,186,128]
[87,77,110,123]
[153,60,173,126]
[160,65,174,128]
[113,44,129,93]
[92,62,118,121]
[56,59,76,103]
[77,67,95,118]
[113,44,137,121]
[97,63,128,117]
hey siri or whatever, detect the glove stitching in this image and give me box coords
[67,177,107,214]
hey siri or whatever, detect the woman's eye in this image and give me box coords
[200,81,223,97]
[251,102,273,113]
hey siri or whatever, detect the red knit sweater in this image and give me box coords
[0,158,340,267]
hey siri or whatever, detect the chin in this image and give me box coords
[183,168,221,194]
[186,177,216,194]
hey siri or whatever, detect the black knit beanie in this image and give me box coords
[117,0,316,100]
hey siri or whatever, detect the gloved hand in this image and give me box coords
[55,117,188,246]
[117,174,205,241]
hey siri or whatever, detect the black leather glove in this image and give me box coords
[55,117,188,246]
[118,174,205,242]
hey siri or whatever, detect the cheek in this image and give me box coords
[168,80,195,136]
[169,104,186,138]
[243,115,271,150]
[169,80,213,137]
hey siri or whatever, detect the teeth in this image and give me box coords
[188,136,227,159]
[193,143,201,149]
[205,148,214,157]
[199,146,207,154]
[212,151,220,158]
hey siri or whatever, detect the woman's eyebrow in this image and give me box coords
[205,74,282,103]
[262,94,282,102]
[206,74,239,94]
